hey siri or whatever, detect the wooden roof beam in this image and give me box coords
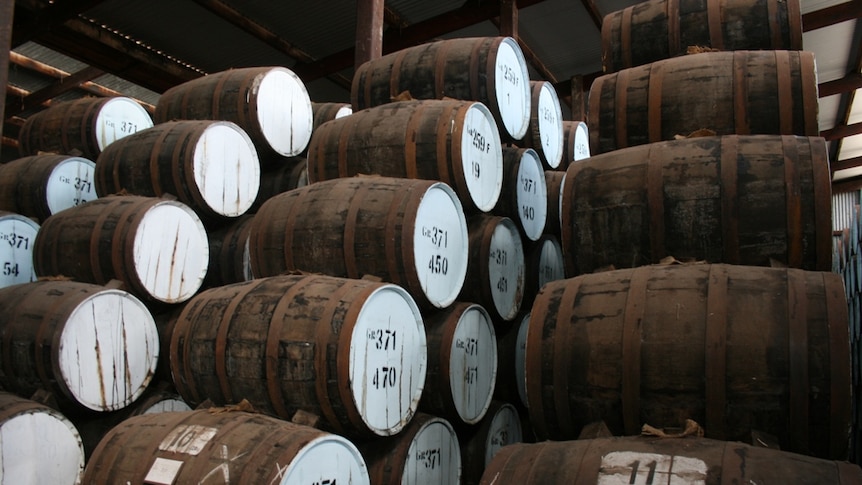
[802,0,862,32]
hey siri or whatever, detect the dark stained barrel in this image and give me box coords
[601,0,803,72]
[0,154,98,221]
[526,264,851,459]
[18,96,153,160]
[307,99,503,213]
[588,50,819,154]
[351,37,530,141]
[154,66,313,157]
[202,214,254,289]
[170,273,427,437]
[562,135,832,275]
[480,436,862,484]
[252,156,307,211]
[82,410,370,484]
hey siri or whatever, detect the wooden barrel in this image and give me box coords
[494,312,530,409]
[202,214,254,289]
[359,413,461,484]
[494,147,547,241]
[601,0,803,72]
[0,211,39,288]
[18,96,154,160]
[421,302,498,425]
[459,401,523,485]
[562,135,832,275]
[0,280,158,412]
[523,234,565,305]
[169,273,427,437]
[351,37,531,141]
[526,264,852,459]
[307,99,503,213]
[459,215,525,321]
[154,66,313,157]
[561,120,590,168]
[481,436,862,485]
[543,170,565,237]
[82,409,370,484]
[33,195,209,304]
[588,50,819,154]
[94,120,260,220]
[0,392,84,485]
[312,101,352,130]
[252,156,308,211]
[249,177,469,310]
[0,154,98,221]
[519,81,564,169]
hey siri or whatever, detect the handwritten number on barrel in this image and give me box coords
[628,460,658,485]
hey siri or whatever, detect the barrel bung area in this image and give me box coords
[1,0,861,483]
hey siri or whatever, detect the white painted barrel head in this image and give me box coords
[57,289,158,411]
[573,121,591,161]
[333,105,353,119]
[402,417,461,485]
[94,96,154,152]
[141,398,192,414]
[193,121,260,217]
[515,313,529,408]
[449,304,497,424]
[413,182,469,309]
[132,200,209,303]
[535,82,564,169]
[277,433,369,485]
[0,402,84,484]
[514,149,548,241]
[256,67,314,157]
[350,284,427,436]
[487,218,525,321]
[0,213,39,288]
[493,37,531,140]
[45,156,98,214]
[484,403,523,465]
[460,103,504,212]
[537,236,565,288]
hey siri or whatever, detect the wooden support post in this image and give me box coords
[571,75,585,121]
[355,0,384,69]
[500,0,518,38]
[0,0,15,160]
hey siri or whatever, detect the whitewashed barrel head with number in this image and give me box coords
[58,288,158,411]
[413,183,469,308]
[460,103,504,212]
[493,37,531,140]
[350,284,427,436]
[93,97,154,152]
[0,213,38,288]
[256,68,314,157]
[484,403,523,465]
[45,156,98,214]
[515,313,529,408]
[402,417,461,484]
[0,394,84,485]
[133,200,209,303]
[514,149,548,241]
[537,236,565,288]
[573,121,590,161]
[278,433,369,484]
[191,121,260,217]
[488,218,526,321]
[533,81,564,169]
[449,304,497,424]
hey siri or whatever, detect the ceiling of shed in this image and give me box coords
[4,0,862,190]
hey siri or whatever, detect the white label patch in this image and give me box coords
[158,425,217,455]
[598,451,707,485]
[144,457,184,485]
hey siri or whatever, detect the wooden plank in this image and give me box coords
[355,0,384,69]
[571,74,585,120]
[7,65,104,118]
[819,72,862,97]
[0,0,14,161]
[821,120,862,141]
[500,0,518,38]
[802,0,862,32]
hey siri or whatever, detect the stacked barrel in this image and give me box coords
[492,0,862,482]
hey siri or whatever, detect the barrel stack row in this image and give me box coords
[0,37,577,483]
[481,0,862,482]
